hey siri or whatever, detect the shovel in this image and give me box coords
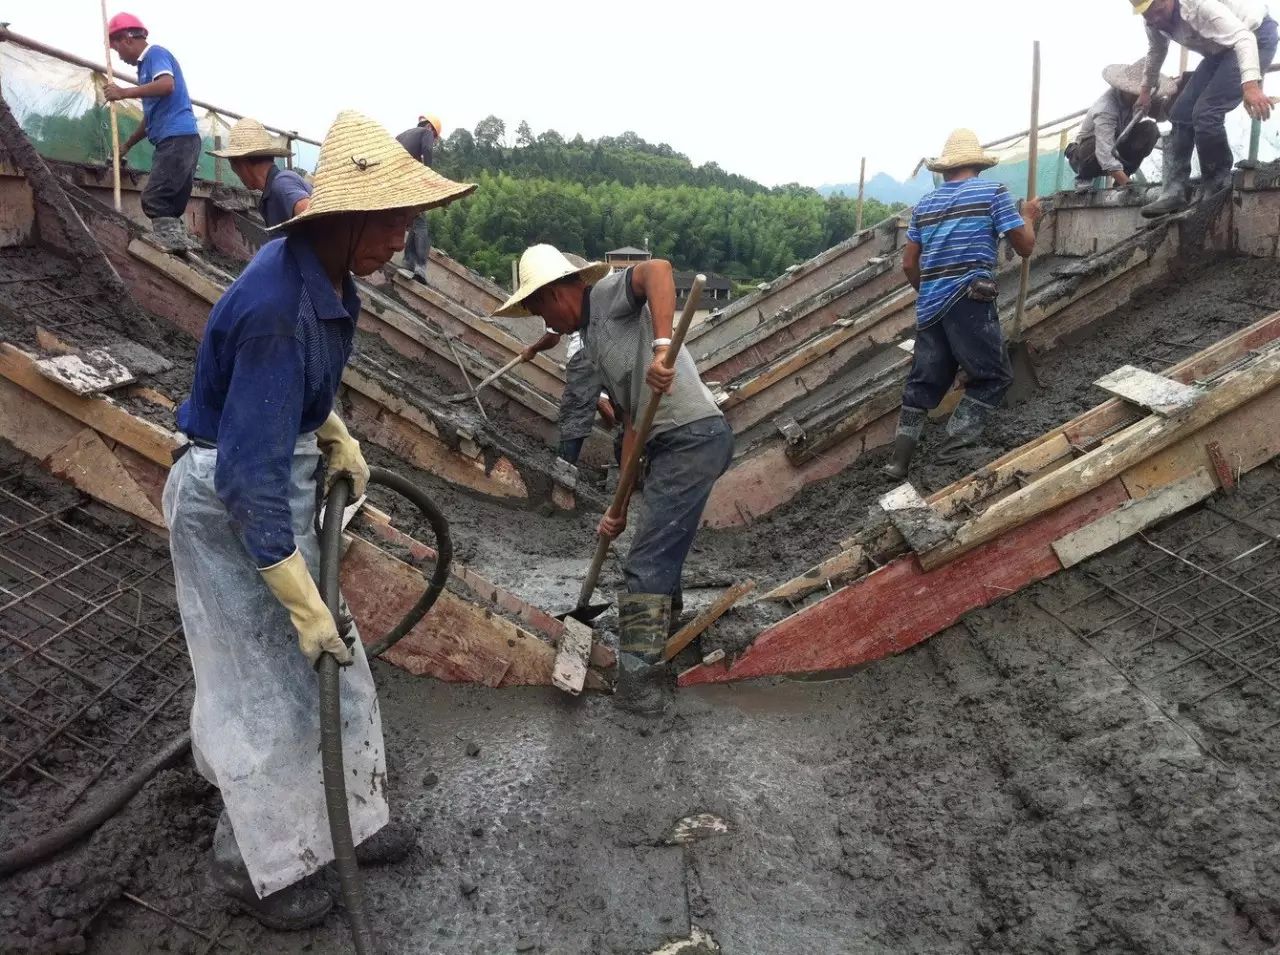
[558,275,706,623]
[1006,39,1042,404]
[445,353,523,404]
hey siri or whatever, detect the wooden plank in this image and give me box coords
[1052,469,1216,568]
[1094,365,1202,416]
[552,617,594,695]
[35,349,135,395]
[129,238,223,304]
[762,546,865,603]
[918,349,1280,572]
[680,480,1131,685]
[662,581,756,662]
[878,483,957,553]
[340,536,554,687]
[45,427,165,527]
[0,345,179,466]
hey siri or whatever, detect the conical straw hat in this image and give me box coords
[269,109,475,231]
[1102,61,1178,100]
[208,118,290,159]
[926,129,999,173]
[493,245,612,318]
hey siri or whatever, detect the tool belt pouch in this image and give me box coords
[967,277,999,302]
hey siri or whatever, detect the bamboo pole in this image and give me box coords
[1011,40,1041,345]
[855,156,867,232]
[98,0,122,212]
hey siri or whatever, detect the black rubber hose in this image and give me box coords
[0,733,191,879]
[363,466,452,659]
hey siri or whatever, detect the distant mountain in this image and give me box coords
[818,169,935,206]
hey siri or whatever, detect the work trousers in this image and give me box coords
[403,212,432,277]
[624,415,734,599]
[1170,16,1278,180]
[1070,120,1160,179]
[902,295,1013,411]
[558,348,603,464]
[141,133,201,221]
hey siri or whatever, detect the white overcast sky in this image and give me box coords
[12,1,1180,187]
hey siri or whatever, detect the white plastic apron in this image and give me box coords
[162,436,388,898]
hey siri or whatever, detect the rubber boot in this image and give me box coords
[1141,125,1194,219]
[147,217,187,254]
[209,812,332,931]
[1195,127,1236,200]
[615,593,673,717]
[354,819,416,866]
[881,406,926,479]
[934,394,996,463]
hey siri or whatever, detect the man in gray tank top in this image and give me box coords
[495,244,734,714]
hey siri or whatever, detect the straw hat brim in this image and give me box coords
[207,145,292,159]
[1102,63,1178,100]
[926,153,999,173]
[494,261,612,318]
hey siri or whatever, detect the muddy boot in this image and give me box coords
[1142,125,1194,219]
[1196,129,1236,200]
[354,819,416,866]
[146,217,188,253]
[412,267,430,286]
[881,406,925,479]
[209,812,332,930]
[615,593,673,717]
[934,395,996,464]
[177,219,202,252]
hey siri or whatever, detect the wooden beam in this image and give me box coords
[918,349,1280,571]
[0,345,178,466]
[45,427,165,527]
[129,238,222,305]
[1052,469,1216,568]
[662,581,756,662]
[1094,365,1202,416]
[679,481,1131,686]
[786,365,910,464]
[762,546,865,603]
[552,617,594,695]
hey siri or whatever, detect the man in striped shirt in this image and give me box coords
[882,129,1043,479]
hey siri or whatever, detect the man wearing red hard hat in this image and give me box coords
[103,12,201,252]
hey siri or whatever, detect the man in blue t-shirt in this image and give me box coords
[104,13,201,252]
[210,117,312,228]
[882,129,1044,479]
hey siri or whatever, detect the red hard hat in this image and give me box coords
[106,12,147,36]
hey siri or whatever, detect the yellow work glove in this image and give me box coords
[260,549,353,667]
[316,411,369,499]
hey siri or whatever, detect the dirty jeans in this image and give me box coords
[141,133,201,221]
[559,348,603,464]
[403,212,432,277]
[625,415,735,599]
[902,295,1013,410]
[1070,120,1160,179]
[162,435,388,898]
[1171,16,1279,181]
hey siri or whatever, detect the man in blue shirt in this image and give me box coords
[883,129,1043,479]
[104,13,201,252]
[210,117,312,228]
[166,110,474,929]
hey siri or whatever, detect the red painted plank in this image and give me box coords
[680,479,1131,685]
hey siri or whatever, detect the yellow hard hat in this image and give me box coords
[1131,0,1154,14]
[419,114,443,137]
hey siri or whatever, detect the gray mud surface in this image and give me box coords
[15,466,1280,954]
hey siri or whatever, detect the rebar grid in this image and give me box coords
[0,472,190,811]
[0,246,110,333]
[1057,482,1280,738]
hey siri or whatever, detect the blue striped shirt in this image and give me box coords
[906,178,1023,328]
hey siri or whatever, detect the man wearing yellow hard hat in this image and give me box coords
[1131,0,1277,217]
[395,113,444,283]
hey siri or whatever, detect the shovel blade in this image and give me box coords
[1005,340,1040,404]
[555,601,612,624]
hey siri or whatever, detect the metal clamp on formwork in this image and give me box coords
[777,415,806,450]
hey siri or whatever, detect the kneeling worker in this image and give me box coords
[210,118,311,228]
[883,129,1043,479]
[165,110,473,927]
[494,245,734,708]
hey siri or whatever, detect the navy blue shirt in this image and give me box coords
[260,165,312,228]
[176,236,360,566]
[137,45,199,143]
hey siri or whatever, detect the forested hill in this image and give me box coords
[429,118,904,288]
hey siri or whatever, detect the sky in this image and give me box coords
[11,0,1184,187]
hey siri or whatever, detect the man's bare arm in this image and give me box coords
[903,241,922,290]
